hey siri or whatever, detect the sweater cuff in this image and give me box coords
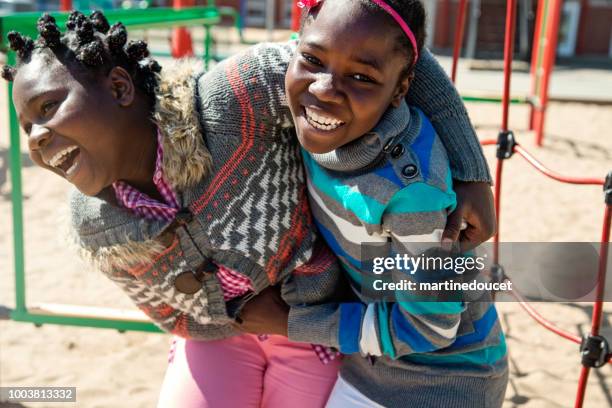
[287,304,340,349]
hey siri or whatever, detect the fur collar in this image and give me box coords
[154,58,212,191]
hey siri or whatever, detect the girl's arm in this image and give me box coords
[241,187,465,357]
[286,187,464,357]
[198,42,295,136]
[406,49,491,183]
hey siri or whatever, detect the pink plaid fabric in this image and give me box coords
[112,130,180,221]
[217,264,254,301]
[113,130,338,364]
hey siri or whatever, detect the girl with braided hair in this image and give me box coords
[3,5,502,407]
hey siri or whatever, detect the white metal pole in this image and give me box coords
[266,0,276,41]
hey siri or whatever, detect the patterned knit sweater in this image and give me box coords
[70,42,491,340]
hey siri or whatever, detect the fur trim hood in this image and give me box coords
[154,59,212,190]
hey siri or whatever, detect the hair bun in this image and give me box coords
[147,59,162,73]
[77,40,104,66]
[37,13,61,48]
[1,65,16,81]
[90,10,110,34]
[66,10,85,31]
[106,22,127,53]
[7,31,34,59]
[125,40,149,62]
[76,19,95,45]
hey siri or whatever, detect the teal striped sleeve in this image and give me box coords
[378,181,464,357]
[288,184,467,358]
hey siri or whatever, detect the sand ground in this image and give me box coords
[1,29,611,408]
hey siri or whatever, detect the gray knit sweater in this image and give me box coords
[70,42,491,341]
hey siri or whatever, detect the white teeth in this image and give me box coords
[49,146,78,168]
[305,107,344,131]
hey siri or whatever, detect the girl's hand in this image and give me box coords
[442,181,496,251]
[234,286,289,336]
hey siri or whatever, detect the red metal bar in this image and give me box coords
[575,366,590,408]
[451,0,469,83]
[171,0,195,58]
[60,0,72,11]
[480,139,497,146]
[591,205,611,336]
[493,159,503,264]
[493,0,518,264]
[575,204,612,407]
[501,0,518,132]
[514,145,606,186]
[528,0,546,131]
[533,0,563,146]
[509,282,582,343]
[483,3,611,403]
[291,0,301,32]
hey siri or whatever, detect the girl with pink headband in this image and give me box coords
[236,0,508,406]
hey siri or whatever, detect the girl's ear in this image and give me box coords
[391,71,414,108]
[107,66,135,107]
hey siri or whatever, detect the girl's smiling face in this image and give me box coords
[12,52,153,196]
[285,0,411,154]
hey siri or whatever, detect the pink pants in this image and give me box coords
[157,334,340,408]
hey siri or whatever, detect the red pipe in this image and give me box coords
[575,205,612,406]
[528,0,545,131]
[493,0,518,266]
[171,0,195,58]
[501,0,518,132]
[575,366,591,408]
[60,0,72,11]
[482,4,611,405]
[480,139,497,146]
[508,282,581,343]
[533,0,563,146]
[493,159,503,264]
[451,0,469,83]
[590,205,611,336]
[291,0,302,32]
[514,145,606,185]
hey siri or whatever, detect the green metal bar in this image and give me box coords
[204,23,212,69]
[10,310,163,333]
[7,51,26,315]
[0,8,221,41]
[461,95,529,104]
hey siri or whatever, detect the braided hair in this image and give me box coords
[301,0,426,78]
[1,10,161,108]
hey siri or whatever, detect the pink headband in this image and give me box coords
[297,0,419,65]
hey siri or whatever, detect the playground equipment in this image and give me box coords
[3,2,611,407]
[453,0,612,408]
[172,0,195,58]
[54,0,246,58]
[447,0,571,147]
